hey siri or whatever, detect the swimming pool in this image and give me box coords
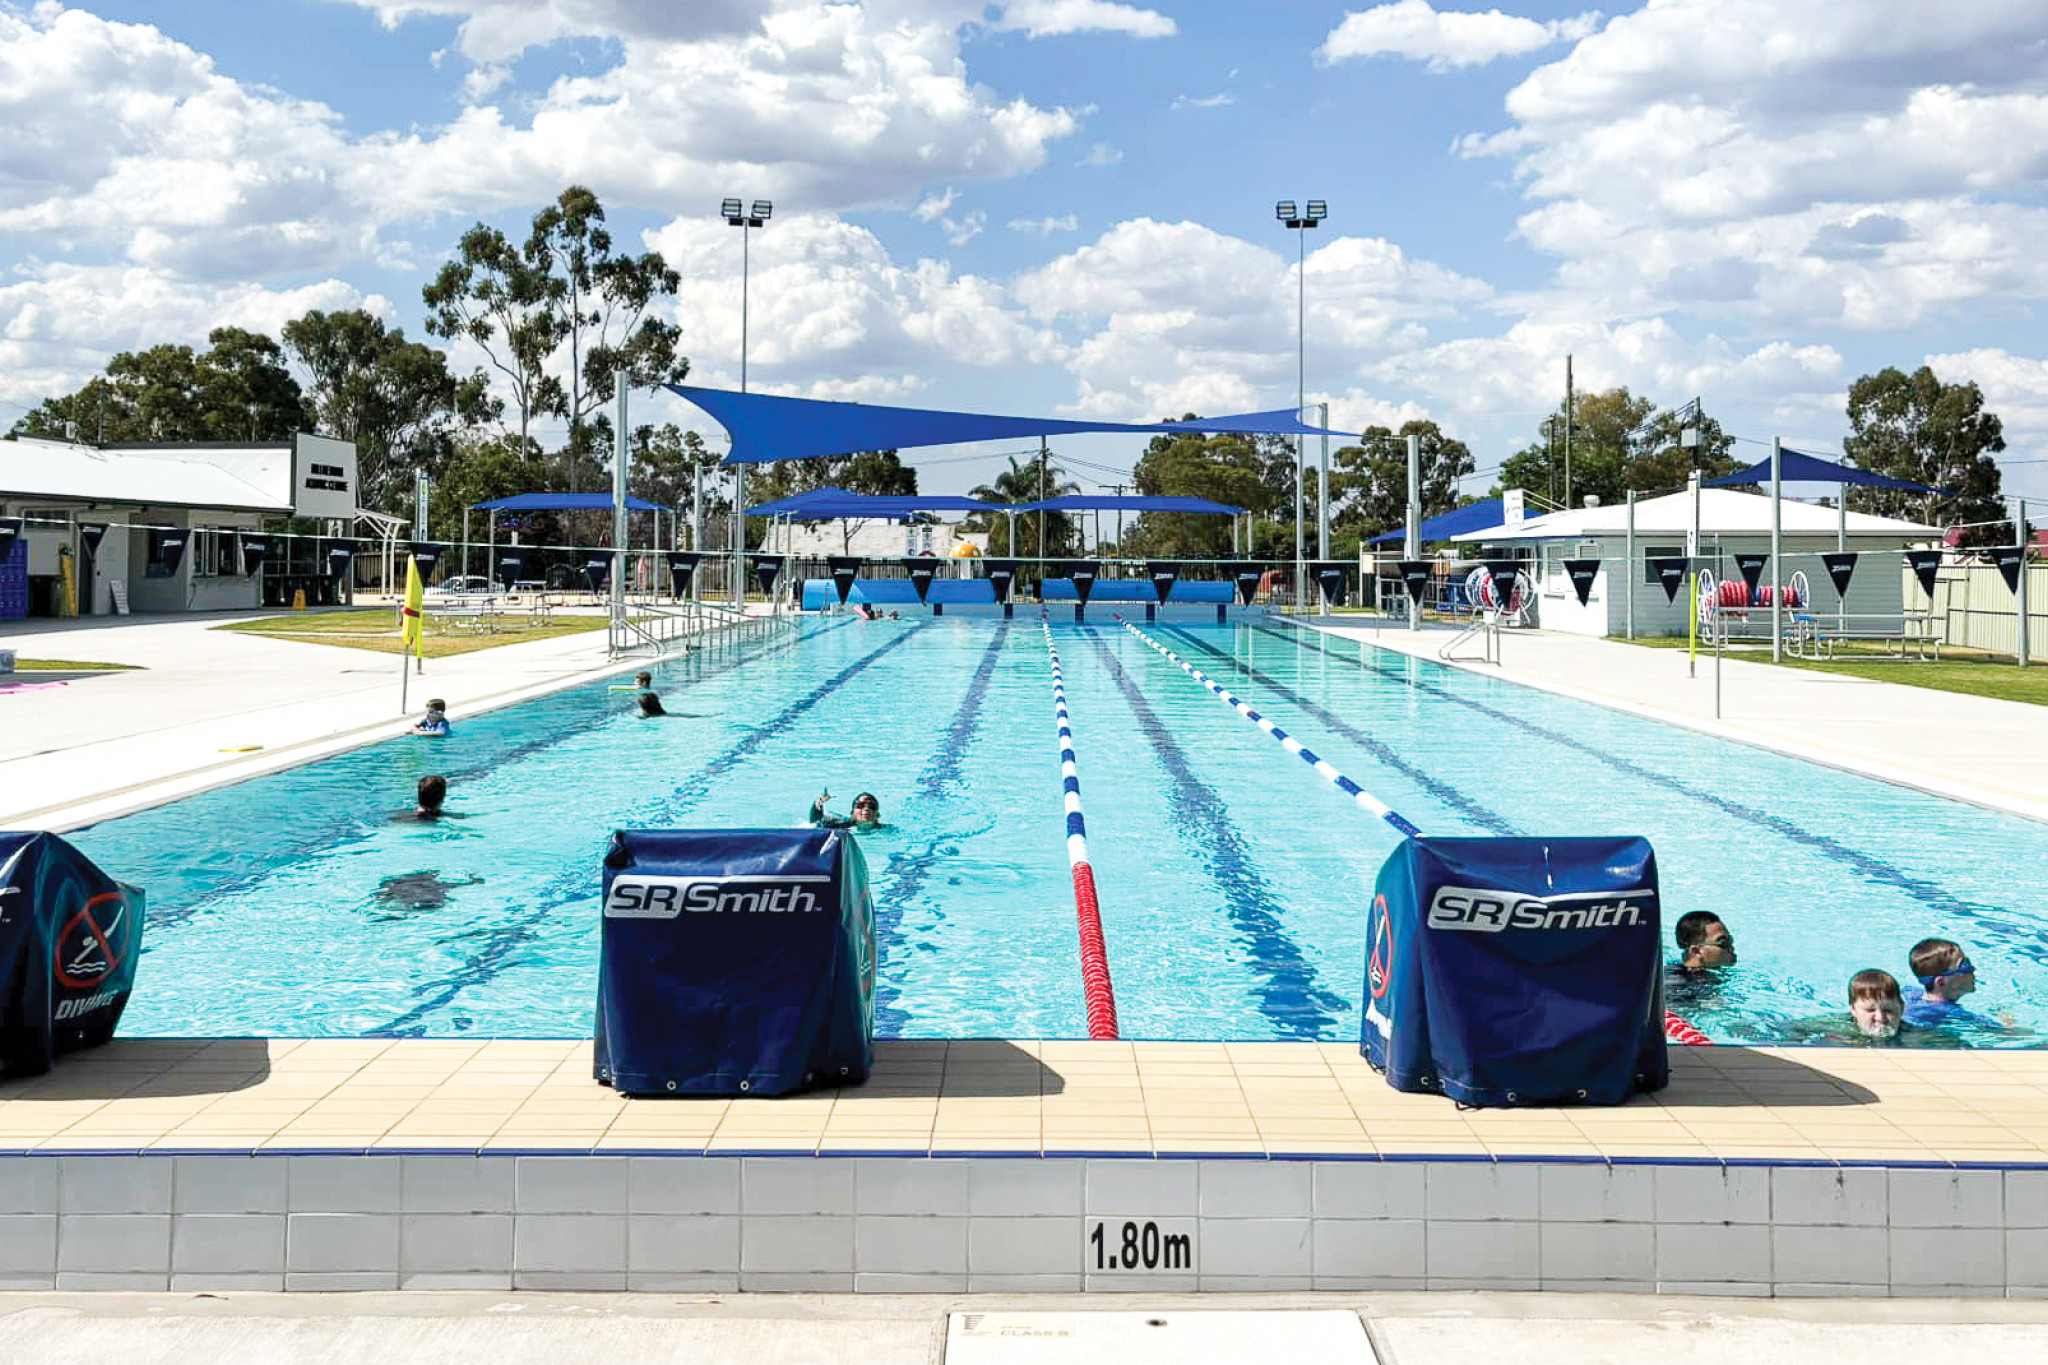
[67,615,2048,1044]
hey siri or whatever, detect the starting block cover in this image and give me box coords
[0,832,144,1078]
[595,827,875,1096]
[1362,835,1666,1106]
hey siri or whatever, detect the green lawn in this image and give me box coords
[215,607,614,658]
[1619,636,2048,707]
[8,659,142,671]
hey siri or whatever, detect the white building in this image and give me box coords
[1452,487,1940,638]
[0,434,359,617]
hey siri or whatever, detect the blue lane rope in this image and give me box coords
[1117,617,1423,840]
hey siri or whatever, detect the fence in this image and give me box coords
[1921,561,2047,662]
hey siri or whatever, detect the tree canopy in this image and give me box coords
[1329,420,1474,550]
[1843,366,2009,545]
[966,450,1081,558]
[1119,425,1292,558]
[13,327,308,445]
[1496,388,1738,509]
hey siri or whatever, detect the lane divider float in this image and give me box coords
[1043,620,1120,1040]
[1119,617,1709,1046]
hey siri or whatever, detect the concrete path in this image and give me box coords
[0,609,629,830]
[0,1292,2043,1364]
[1304,613,2048,822]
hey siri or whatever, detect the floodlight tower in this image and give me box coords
[1276,199,1326,607]
[722,197,772,606]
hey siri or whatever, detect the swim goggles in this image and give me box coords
[1916,956,1974,990]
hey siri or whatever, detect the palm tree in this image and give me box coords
[968,450,1081,561]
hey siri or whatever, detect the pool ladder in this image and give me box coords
[608,601,794,659]
[1438,611,1502,665]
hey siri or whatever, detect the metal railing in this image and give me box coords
[607,599,794,659]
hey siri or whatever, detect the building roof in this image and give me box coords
[0,437,290,513]
[1449,487,1939,543]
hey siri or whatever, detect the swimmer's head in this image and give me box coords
[635,671,652,689]
[851,792,881,827]
[1676,911,1735,969]
[417,774,447,813]
[1848,968,1903,1040]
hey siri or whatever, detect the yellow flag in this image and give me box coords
[399,555,425,653]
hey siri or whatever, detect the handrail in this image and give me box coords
[1438,611,1500,664]
[607,599,794,659]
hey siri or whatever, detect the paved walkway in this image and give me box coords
[0,1293,2043,1364]
[0,609,630,830]
[1303,613,2048,821]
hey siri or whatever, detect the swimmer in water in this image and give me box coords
[808,788,885,831]
[637,691,667,717]
[416,775,447,819]
[372,870,484,912]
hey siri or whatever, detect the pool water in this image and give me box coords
[68,616,2048,1044]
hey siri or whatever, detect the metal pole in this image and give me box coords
[2020,498,2032,669]
[462,506,470,577]
[1317,401,1330,560]
[1770,437,1784,662]
[733,465,746,608]
[1564,353,1574,511]
[1037,437,1047,581]
[1405,433,1420,632]
[1625,489,1636,641]
[611,368,628,625]
[1838,482,1848,553]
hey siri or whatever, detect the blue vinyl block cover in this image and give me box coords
[1361,835,1667,1106]
[595,827,875,1097]
[0,831,144,1078]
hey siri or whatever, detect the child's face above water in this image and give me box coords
[1850,993,1902,1039]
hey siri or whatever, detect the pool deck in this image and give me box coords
[5,608,2048,1294]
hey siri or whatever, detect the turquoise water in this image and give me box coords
[67,616,2048,1043]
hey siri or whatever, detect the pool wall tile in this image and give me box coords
[853,1215,968,1274]
[58,1214,169,1272]
[1084,1159,1198,1216]
[1538,1221,1654,1282]
[400,1213,513,1276]
[966,1216,1079,1276]
[1771,1166,1887,1226]
[2007,1230,2048,1291]
[740,1158,855,1215]
[174,1156,288,1214]
[1538,1164,1653,1223]
[400,1156,516,1214]
[627,1214,739,1274]
[1194,1216,1307,1279]
[1887,1168,2004,1229]
[855,1272,970,1292]
[511,1213,626,1275]
[1426,1219,1540,1283]
[628,1157,740,1215]
[286,1212,399,1274]
[172,1213,286,1274]
[0,1215,57,1279]
[1656,1223,1772,1284]
[739,1216,854,1277]
[855,1159,968,1216]
[60,1157,169,1214]
[0,1161,58,1213]
[1426,1161,1539,1221]
[1772,1224,1886,1285]
[1886,1226,2004,1290]
[2009,1171,2048,1229]
[516,1156,628,1213]
[1654,1163,1771,1223]
[967,1161,1083,1217]
[288,1156,400,1213]
[1200,1162,1312,1219]
[1312,1218,1424,1281]
[1313,1162,1427,1220]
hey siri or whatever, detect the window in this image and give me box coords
[189,525,246,578]
[1643,546,1681,584]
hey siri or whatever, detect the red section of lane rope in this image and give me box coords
[1070,861,1119,1040]
[1664,1011,1710,1046]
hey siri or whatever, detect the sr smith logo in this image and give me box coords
[1427,885,1653,933]
[604,874,832,919]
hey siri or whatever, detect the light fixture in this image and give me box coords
[1274,200,1296,222]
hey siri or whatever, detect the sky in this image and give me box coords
[2,0,2047,512]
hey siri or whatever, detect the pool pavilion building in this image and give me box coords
[1452,486,1942,637]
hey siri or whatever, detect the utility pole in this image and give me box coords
[1564,354,1575,510]
[1105,482,1129,557]
[1038,436,1048,578]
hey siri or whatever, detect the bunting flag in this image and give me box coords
[0,517,20,563]
[1396,559,1433,604]
[1992,544,2025,595]
[1563,558,1600,607]
[147,528,190,579]
[238,534,269,577]
[78,521,108,557]
[1233,562,1266,605]
[494,547,525,590]
[324,539,356,578]
[901,557,937,603]
[407,542,446,577]
[1821,551,1858,600]
[1312,560,1348,607]
[584,556,611,592]
[666,551,700,597]
[826,555,862,603]
[984,558,1018,604]
[1485,560,1520,607]
[1734,552,1768,603]
[1064,560,1100,606]
[1650,555,1689,604]
[1146,560,1181,604]
[1905,549,1942,599]
[752,554,783,598]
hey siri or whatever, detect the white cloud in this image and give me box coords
[1078,142,1122,166]
[1455,1,2048,335]
[0,6,1080,284]
[0,263,378,409]
[1008,214,1080,234]
[1170,92,1234,110]
[994,0,1177,40]
[1318,1,1600,72]
[1925,349,2048,454]
[646,212,1065,381]
[914,189,957,223]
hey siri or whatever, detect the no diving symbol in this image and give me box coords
[55,892,129,991]
[1368,896,1392,1001]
